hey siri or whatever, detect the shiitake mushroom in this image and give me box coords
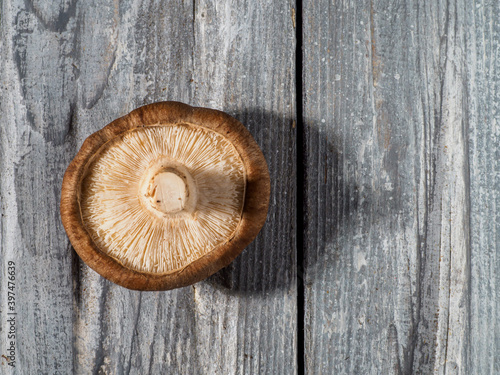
[60,102,270,291]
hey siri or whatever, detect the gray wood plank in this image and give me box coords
[2,0,296,373]
[303,0,471,373]
[468,1,500,374]
[0,0,77,373]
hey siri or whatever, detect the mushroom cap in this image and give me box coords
[60,102,270,290]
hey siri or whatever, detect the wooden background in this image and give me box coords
[0,0,498,374]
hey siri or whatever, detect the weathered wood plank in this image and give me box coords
[303,0,470,373]
[2,0,296,373]
[468,1,500,374]
[74,0,297,373]
[0,0,77,373]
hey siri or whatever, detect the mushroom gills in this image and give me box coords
[80,124,246,274]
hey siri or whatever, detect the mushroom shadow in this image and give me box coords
[205,108,364,295]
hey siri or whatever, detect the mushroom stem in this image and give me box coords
[151,170,187,214]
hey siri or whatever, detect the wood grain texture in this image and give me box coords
[1,0,296,374]
[0,0,77,373]
[4,0,499,373]
[468,1,500,374]
[303,0,472,374]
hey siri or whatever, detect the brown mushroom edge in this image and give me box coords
[60,102,270,291]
